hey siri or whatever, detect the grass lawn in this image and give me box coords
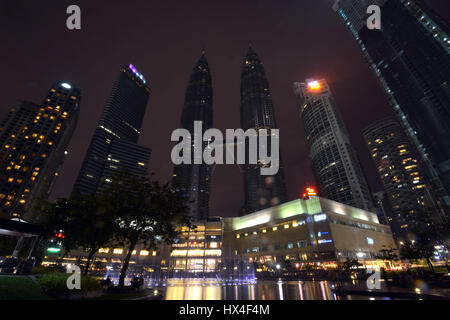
[0,275,48,300]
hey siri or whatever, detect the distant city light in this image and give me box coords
[47,247,61,253]
[61,83,72,89]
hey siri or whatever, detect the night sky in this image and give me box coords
[1,0,449,217]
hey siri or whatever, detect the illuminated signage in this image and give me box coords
[366,237,375,245]
[302,187,318,199]
[47,247,61,253]
[313,214,327,222]
[318,239,333,244]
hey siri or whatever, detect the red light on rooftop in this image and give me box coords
[308,81,321,90]
[303,187,317,199]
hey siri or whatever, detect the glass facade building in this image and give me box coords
[240,46,288,215]
[294,79,374,211]
[74,65,151,194]
[363,119,444,241]
[172,52,213,221]
[0,82,80,221]
[333,0,450,211]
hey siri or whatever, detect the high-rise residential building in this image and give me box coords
[0,82,80,221]
[74,65,151,195]
[363,119,442,240]
[172,52,213,221]
[240,46,288,215]
[333,0,450,211]
[294,79,374,212]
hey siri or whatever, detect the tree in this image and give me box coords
[376,246,399,266]
[342,258,362,272]
[398,207,449,272]
[39,191,115,275]
[399,241,435,272]
[101,170,192,288]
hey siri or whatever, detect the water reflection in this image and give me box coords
[159,279,341,300]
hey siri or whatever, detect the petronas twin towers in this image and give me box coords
[172,46,287,220]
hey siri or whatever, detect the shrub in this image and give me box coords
[32,265,65,274]
[37,272,101,298]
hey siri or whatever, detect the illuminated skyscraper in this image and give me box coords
[294,79,374,211]
[363,119,442,240]
[172,52,213,221]
[240,46,288,214]
[333,0,450,210]
[0,82,80,220]
[74,65,151,195]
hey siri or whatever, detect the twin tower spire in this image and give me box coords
[172,46,288,220]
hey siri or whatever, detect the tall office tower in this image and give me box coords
[74,65,151,195]
[294,79,374,211]
[363,119,441,239]
[172,52,213,221]
[240,46,288,215]
[0,82,80,221]
[333,0,450,211]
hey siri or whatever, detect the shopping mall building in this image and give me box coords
[42,197,397,279]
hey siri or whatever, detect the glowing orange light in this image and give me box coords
[55,232,65,239]
[308,81,321,90]
[306,187,317,196]
[303,187,317,199]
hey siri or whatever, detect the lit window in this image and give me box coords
[210,242,218,248]
[113,248,123,254]
[140,250,149,256]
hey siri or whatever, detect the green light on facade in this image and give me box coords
[47,247,61,253]
[231,198,324,231]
